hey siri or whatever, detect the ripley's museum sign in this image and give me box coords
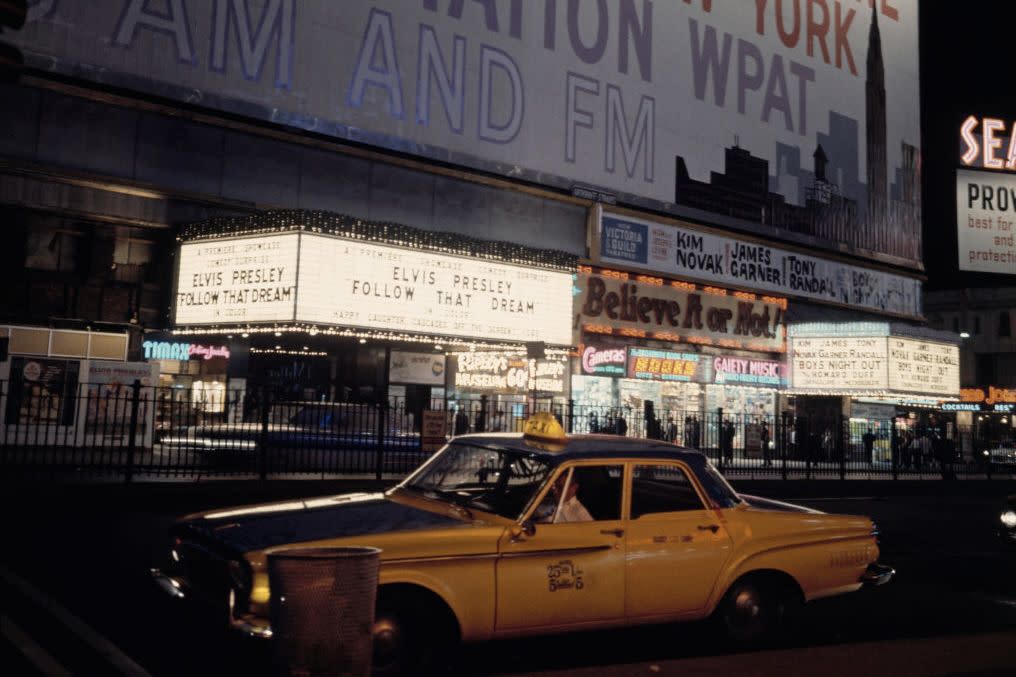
[574,267,786,354]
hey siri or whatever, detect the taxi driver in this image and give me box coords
[541,470,592,523]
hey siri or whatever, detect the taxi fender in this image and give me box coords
[378,562,495,642]
[707,545,811,612]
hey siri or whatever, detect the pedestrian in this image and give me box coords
[821,428,834,462]
[722,419,735,462]
[666,417,678,444]
[938,436,957,480]
[454,407,469,436]
[761,421,772,466]
[616,413,628,437]
[863,427,876,465]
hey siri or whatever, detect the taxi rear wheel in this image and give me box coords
[719,576,801,646]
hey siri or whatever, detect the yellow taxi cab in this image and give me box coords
[152,413,893,674]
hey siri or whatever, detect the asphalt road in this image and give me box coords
[2,484,1015,676]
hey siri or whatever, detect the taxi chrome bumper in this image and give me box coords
[860,562,895,586]
[151,567,188,599]
[150,568,272,639]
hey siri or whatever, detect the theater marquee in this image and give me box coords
[175,232,573,345]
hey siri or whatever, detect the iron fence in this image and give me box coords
[0,380,1012,482]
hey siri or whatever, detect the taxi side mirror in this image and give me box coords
[511,520,537,542]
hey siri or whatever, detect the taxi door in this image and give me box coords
[624,462,733,619]
[495,464,626,632]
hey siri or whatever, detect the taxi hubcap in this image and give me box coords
[732,587,763,630]
[372,617,403,667]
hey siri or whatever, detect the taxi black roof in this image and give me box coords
[450,433,708,468]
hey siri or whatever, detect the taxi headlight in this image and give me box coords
[1001,510,1016,528]
[250,571,271,605]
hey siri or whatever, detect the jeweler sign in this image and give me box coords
[175,232,573,345]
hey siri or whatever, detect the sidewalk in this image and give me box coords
[504,631,1016,676]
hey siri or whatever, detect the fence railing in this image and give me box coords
[0,380,1012,482]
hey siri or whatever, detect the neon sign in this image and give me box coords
[143,340,230,361]
[960,116,1016,170]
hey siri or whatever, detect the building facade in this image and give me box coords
[1,2,938,443]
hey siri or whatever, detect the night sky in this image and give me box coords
[920,0,1015,290]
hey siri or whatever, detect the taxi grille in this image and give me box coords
[176,540,237,612]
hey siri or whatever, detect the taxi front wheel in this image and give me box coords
[372,591,458,676]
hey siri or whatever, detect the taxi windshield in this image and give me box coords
[402,442,554,520]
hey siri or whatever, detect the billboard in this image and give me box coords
[15,1,921,265]
[956,169,1016,274]
[574,268,786,354]
[175,232,573,345]
[599,212,922,317]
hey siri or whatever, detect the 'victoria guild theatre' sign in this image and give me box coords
[574,268,786,354]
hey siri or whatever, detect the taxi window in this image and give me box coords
[630,464,704,518]
[534,465,623,523]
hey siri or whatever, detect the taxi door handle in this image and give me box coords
[697,524,720,533]
[600,528,624,537]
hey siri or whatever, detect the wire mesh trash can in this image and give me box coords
[268,546,382,677]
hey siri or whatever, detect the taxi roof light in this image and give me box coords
[522,412,567,444]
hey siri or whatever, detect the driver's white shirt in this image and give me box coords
[554,496,593,523]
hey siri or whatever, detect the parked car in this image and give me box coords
[159,401,422,471]
[986,443,1016,469]
[152,414,893,674]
